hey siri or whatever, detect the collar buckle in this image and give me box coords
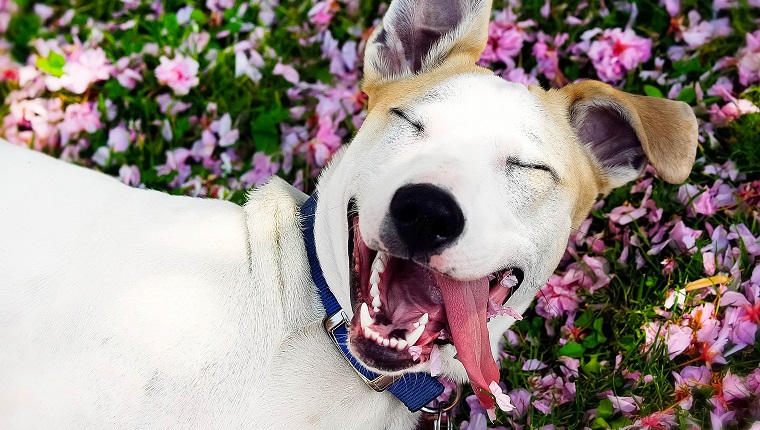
[323,310,398,392]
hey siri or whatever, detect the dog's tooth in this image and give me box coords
[370,332,379,341]
[405,324,425,347]
[373,306,379,313]
[372,295,381,309]
[418,313,429,325]
[360,303,373,330]
[389,338,398,348]
[376,335,384,345]
[370,283,380,298]
[370,269,381,284]
[373,258,385,273]
[378,252,389,264]
[396,339,408,350]
[382,338,390,347]
[364,327,372,339]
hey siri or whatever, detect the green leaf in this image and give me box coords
[557,342,585,358]
[672,58,702,75]
[583,333,601,349]
[591,417,611,429]
[593,318,604,333]
[36,57,64,77]
[48,51,65,69]
[251,111,282,155]
[597,399,614,419]
[582,354,602,374]
[676,87,697,104]
[618,334,637,351]
[225,19,243,34]
[610,417,633,429]
[164,14,180,37]
[191,9,208,25]
[575,309,594,328]
[643,85,664,98]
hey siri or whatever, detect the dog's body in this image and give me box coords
[0,0,699,428]
[0,142,417,429]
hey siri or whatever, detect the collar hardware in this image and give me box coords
[323,310,399,392]
[300,192,444,412]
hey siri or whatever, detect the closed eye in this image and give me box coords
[506,157,559,182]
[390,108,424,133]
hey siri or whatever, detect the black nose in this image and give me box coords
[389,184,465,255]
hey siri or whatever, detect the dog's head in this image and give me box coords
[313,0,698,408]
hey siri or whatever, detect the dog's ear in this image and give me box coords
[558,80,698,189]
[363,0,492,86]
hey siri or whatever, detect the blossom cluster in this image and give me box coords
[1,0,759,428]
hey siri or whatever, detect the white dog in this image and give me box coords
[0,0,698,428]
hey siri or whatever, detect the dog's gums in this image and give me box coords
[346,215,523,373]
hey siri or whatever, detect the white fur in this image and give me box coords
[315,74,578,382]
[0,142,415,429]
[0,73,580,427]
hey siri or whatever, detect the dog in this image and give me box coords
[0,0,698,428]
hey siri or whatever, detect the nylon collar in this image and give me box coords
[299,192,444,412]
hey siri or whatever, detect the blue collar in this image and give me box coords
[299,192,444,412]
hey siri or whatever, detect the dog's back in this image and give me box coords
[0,141,280,427]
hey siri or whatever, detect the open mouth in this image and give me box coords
[346,207,524,375]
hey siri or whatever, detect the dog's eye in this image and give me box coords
[506,157,559,182]
[390,108,424,133]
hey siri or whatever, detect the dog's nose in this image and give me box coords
[389,184,464,254]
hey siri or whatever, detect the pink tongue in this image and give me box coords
[434,273,500,411]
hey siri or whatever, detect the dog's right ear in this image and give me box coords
[362,0,492,89]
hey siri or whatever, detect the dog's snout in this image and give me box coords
[389,184,464,255]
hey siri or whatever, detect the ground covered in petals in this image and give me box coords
[2,0,759,428]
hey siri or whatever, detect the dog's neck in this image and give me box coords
[244,177,420,429]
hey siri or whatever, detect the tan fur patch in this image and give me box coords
[557,80,698,184]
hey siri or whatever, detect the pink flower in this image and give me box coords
[502,67,540,86]
[662,0,680,16]
[156,148,192,187]
[308,0,338,26]
[273,62,300,84]
[113,57,144,90]
[709,99,760,126]
[45,47,113,94]
[667,324,694,359]
[507,388,532,418]
[737,30,760,86]
[624,409,678,430]
[240,152,280,188]
[118,165,141,186]
[408,345,422,361]
[608,204,648,225]
[428,345,442,376]
[489,381,516,413]
[107,123,130,153]
[3,97,64,150]
[155,55,200,96]
[210,113,239,148]
[58,102,102,145]
[679,11,732,48]
[532,32,568,81]
[669,221,702,253]
[522,359,547,371]
[587,28,652,83]
[607,395,642,414]
[205,0,234,12]
[156,94,192,115]
[722,370,749,401]
[673,365,711,409]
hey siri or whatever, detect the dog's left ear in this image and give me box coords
[556,80,699,190]
[362,0,492,89]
